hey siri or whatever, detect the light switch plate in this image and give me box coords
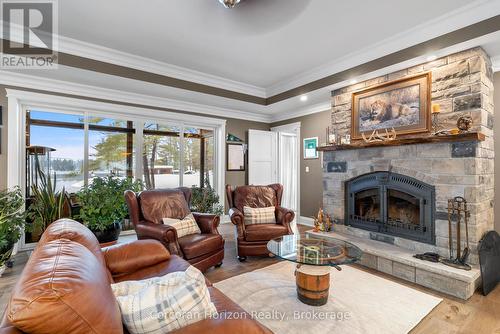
[305,166,309,173]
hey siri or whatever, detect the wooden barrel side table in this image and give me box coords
[295,265,331,306]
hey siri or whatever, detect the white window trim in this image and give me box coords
[6,89,226,250]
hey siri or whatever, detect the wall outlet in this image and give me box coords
[305,166,310,173]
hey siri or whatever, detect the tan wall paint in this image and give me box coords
[494,72,500,232]
[271,110,331,218]
[0,87,269,209]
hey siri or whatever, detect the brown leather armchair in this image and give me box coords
[226,184,295,261]
[125,188,224,272]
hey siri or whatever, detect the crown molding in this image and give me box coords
[55,35,267,98]
[492,55,500,72]
[266,0,500,96]
[270,102,331,123]
[0,71,272,123]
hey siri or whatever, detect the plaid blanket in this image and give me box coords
[111,266,217,334]
[243,206,276,225]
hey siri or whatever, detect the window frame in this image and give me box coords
[7,89,226,250]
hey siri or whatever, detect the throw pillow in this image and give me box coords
[112,266,217,334]
[243,206,276,225]
[163,213,201,238]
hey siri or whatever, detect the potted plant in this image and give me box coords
[77,176,143,244]
[191,180,224,215]
[0,187,25,276]
[27,160,67,240]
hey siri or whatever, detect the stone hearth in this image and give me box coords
[322,47,494,266]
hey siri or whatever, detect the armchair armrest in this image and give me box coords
[192,212,220,234]
[276,206,295,234]
[229,208,246,239]
[102,239,170,275]
[135,221,182,255]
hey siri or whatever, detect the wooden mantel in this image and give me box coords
[316,132,485,151]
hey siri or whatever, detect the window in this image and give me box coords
[10,89,225,248]
[88,118,135,179]
[25,111,219,193]
[143,122,181,189]
[27,110,85,194]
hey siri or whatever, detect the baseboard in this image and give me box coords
[299,216,314,227]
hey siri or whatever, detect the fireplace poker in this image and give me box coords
[441,196,471,271]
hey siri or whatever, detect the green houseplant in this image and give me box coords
[0,187,25,276]
[77,176,143,243]
[191,180,224,215]
[27,158,66,239]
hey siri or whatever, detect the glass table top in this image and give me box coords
[267,234,363,267]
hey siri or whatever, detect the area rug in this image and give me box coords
[213,262,442,334]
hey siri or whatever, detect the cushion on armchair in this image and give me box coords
[163,213,201,238]
[243,206,276,225]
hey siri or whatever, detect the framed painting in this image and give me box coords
[351,72,431,140]
[303,137,318,159]
[227,143,245,171]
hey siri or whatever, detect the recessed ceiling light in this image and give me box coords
[350,79,358,85]
[300,95,308,102]
[426,55,437,62]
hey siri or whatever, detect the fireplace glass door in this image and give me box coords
[386,189,420,227]
[354,188,381,222]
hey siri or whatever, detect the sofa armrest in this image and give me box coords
[276,206,295,234]
[102,239,170,275]
[170,319,272,334]
[228,208,245,239]
[135,221,183,256]
[192,212,220,234]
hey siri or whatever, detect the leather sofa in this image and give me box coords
[125,188,224,272]
[0,219,271,334]
[226,184,295,261]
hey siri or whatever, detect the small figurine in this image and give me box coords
[325,214,333,232]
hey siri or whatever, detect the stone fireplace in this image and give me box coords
[322,47,494,266]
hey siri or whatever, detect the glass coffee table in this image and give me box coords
[267,234,363,306]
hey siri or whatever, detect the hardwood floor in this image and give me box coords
[1,223,500,333]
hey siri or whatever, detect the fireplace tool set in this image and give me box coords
[441,196,471,271]
[414,196,471,270]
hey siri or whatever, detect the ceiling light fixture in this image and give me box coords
[350,79,358,85]
[300,95,308,102]
[218,0,241,8]
[426,55,437,62]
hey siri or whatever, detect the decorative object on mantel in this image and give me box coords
[351,72,431,140]
[457,115,473,133]
[431,103,444,135]
[478,231,500,296]
[316,131,485,151]
[441,196,471,271]
[341,134,351,145]
[361,127,397,143]
[326,126,337,146]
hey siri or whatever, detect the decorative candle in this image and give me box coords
[432,104,441,114]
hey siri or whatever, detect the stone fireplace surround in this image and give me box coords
[319,48,494,299]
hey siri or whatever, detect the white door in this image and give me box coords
[248,129,277,185]
[278,132,298,213]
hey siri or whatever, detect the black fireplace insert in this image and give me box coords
[345,172,435,244]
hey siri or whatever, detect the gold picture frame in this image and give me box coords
[351,72,431,140]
